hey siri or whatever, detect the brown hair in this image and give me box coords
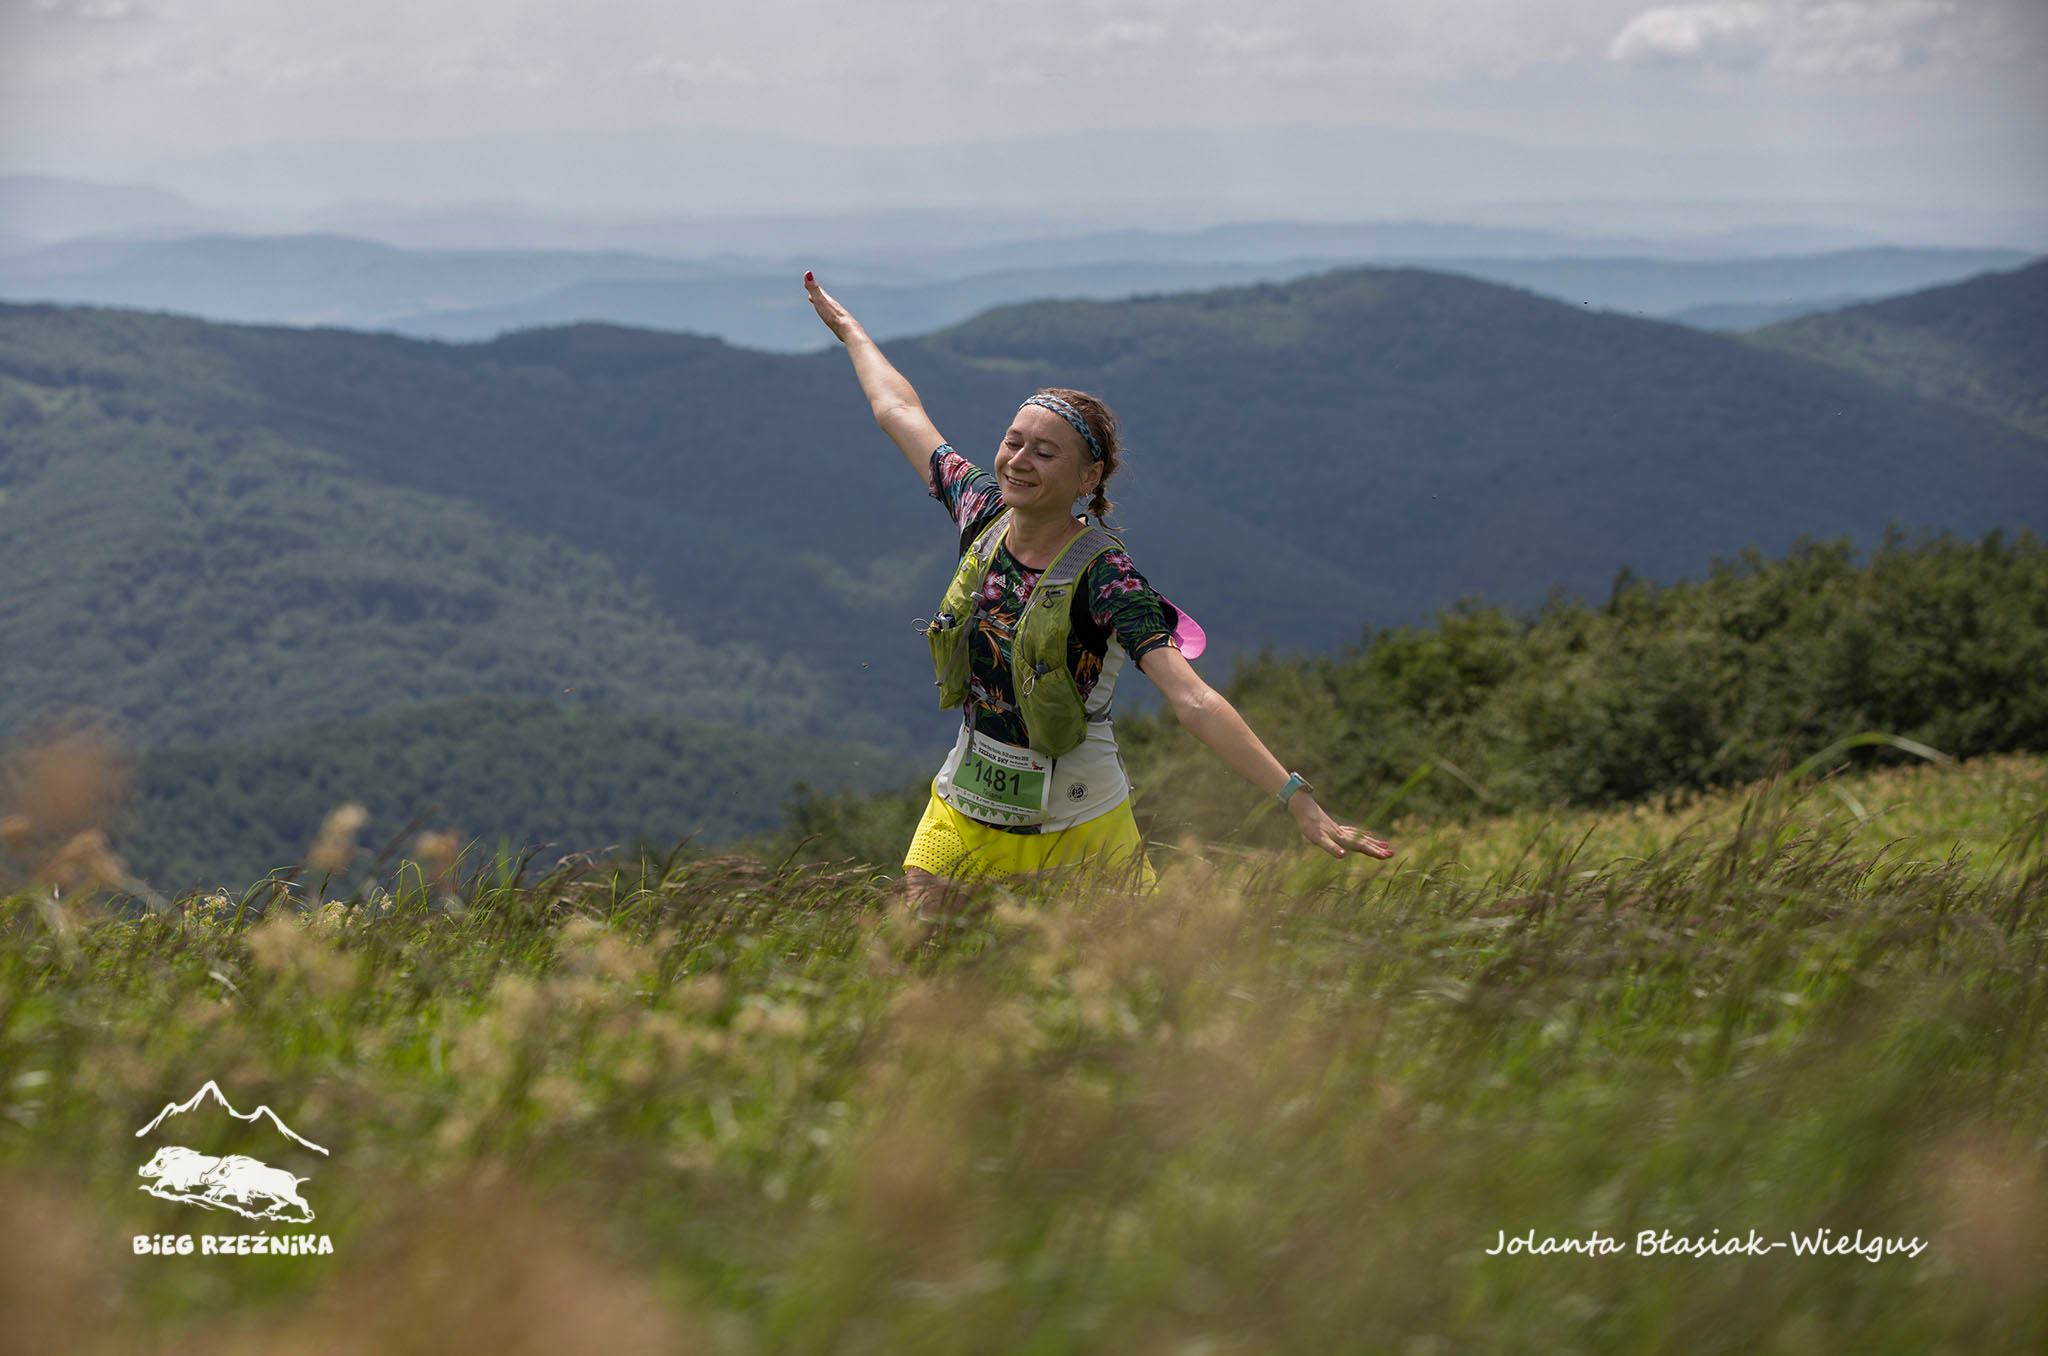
[1034,386,1124,524]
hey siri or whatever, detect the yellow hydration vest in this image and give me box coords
[926,510,1125,758]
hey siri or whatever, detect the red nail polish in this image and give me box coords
[804,270,814,284]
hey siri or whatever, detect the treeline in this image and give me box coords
[1753,259,2047,442]
[766,531,2048,865]
[104,697,920,890]
[0,364,898,751]
[10,269,2046,769]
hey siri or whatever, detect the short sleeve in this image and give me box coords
[1080,547,1177,664]
[928,443,1005,554]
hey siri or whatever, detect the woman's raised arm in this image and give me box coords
[806,271,945,484]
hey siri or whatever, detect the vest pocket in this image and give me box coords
[1023,654,1087,756]
[927,613,969,706]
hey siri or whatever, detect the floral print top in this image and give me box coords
[928,443,1177,747]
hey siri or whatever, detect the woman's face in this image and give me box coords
[994,404,1101,515]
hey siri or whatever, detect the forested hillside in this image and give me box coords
[914,269,2048,655]
[116,696,920,889]
[1751,258,2048,441]
[2,262,2044,886]
[769,532,2048,866]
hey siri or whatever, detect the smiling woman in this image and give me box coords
[803,269,1394,907]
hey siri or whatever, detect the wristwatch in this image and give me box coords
[1274,772,1313,810]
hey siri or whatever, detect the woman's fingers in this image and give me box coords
[804,271,855,339]
[1303,817,1345,858]
[1339,831,1382,856]
[1305,818,1395,860]
[1348,825,1395,858]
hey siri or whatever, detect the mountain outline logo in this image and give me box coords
[134,1079,329,1224]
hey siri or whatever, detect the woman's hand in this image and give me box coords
[807,269,943,481]
[1290,795,1394,859]
[1140,647,1399,863]
[804,270,861,344]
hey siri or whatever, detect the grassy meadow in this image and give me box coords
[1,752,2044,1354]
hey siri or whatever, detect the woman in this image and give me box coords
[804,271,1393,902]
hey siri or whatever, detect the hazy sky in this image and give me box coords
[4,0,2044,222]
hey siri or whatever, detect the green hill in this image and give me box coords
[1117,530,2048,839]
[0,370,862,748]
[117,695,921,889]
[914,269,2048,649]
[1750,258,2048,441]
[3,265,2045,888]
[767,531,2048,868]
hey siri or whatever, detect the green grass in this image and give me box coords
[2,755,2044,1354]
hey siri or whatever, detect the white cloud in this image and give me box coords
[3,0,2039,189]
[1778,1,1954,74]
[1197,22,1295,56]
[1608,3,1773,64]
[986,66,1062,87]
[32,0,148,21]
[1607,0,1966,75]
[636,55,762,88]
[1014,16,1169,52]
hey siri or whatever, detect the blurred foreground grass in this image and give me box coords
[1,754,2043,1354]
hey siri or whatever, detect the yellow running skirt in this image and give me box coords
[903,781,1157,891]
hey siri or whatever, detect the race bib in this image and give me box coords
[951,730,1052,825]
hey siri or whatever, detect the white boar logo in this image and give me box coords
[134,1080,329,1223]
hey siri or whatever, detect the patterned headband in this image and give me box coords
[1020,393,1105,463]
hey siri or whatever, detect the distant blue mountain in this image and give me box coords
[0,228,2026,351]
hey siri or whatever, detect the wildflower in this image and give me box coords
[36,829,130,894]
[308,901,352,936]
[0,813,32,854]
[307,803,369,875]
[529,1073,591,1123]
[732,998,808,1041]
[246,915,311,974]
[246,914,354,998]
[672,973,729,1017]
[558,917,648,986]
[641,1012,711,1069]
[4,721,130,841]
[412,829,464,889]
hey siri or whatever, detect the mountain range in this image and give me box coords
[1753,261,2048,442]
[0,223,2027,349]
[1,259,2041,886]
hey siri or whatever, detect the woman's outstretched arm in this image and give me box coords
[1138,645,1395,860]
[805,271,945,484]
